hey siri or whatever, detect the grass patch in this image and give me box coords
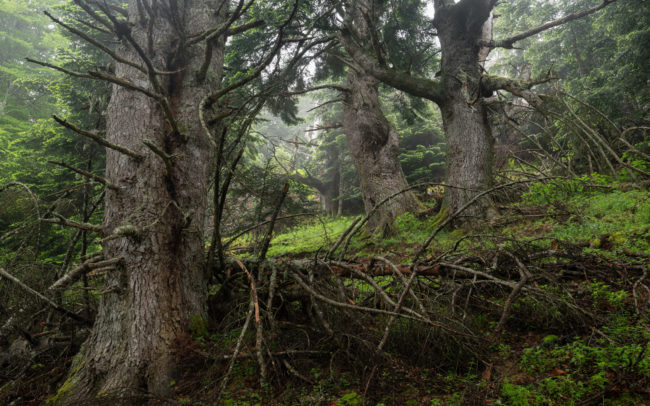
[264,216,355,257]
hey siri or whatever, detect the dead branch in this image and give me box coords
[325,215,361,260]
[142,139,173,175]
[0,268,90,325]
[256,182,290,262]
[49,258,122,291]
[236,260,266,387]
[48,161,119,190]
[620,127,650,162]
[41,214,104,234]
[52,115,143,160]
[412,178,556,263]
[216,300,254,402]
[306,98,345,112]
[282,84,349,96]
[87,70,161,99]
[26,58,94,79]
[493,252,531,334]
[377,268,419,352]
[43,10,146,74]
[481,0,617,49]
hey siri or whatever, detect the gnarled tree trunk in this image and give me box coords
[343,68,420,233]
[341,0,420,234]
[51,1,226,403]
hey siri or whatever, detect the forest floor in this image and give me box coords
[2,181,649,405]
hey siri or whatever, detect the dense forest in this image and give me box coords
[0,0,648,404]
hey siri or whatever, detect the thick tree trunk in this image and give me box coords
[51,1,226,404]
[341,0,420,234]
[343,68,420,233]
[435,3,495,220]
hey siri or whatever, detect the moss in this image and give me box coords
[44,345,86,405]
[189,314,209,338]
[430,204,449,228]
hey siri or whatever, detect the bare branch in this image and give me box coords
[49,258,122,291]
[48,160,120,190]
[481,0,617,49]
[0,267,90,325]
[307,98,344,112]
[44,10,146,73]
[41,213,104,234]
[87,70,161,99]
[282,84,349,96]
[25,58,94,79]
[52,115,143,160]
[72,0,117,34]
[305,123,343,132]
[142,139,173,175]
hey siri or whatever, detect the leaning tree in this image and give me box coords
[339,0,616,221]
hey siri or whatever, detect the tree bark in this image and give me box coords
[343,69,420,233]
[51,1,227,404]
[341,0,420,234]
[435,2,495,219]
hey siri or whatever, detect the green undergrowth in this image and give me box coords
[204,182,650,405]
[498,281,650,406]
[507,183,650,255]
[231,181,650,260]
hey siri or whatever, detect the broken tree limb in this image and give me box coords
[49,258,122,291]
[41,214,105,235]
[482,72,559,107]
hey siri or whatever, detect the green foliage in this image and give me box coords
[510,337,649,405]
[337,391,363,406]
